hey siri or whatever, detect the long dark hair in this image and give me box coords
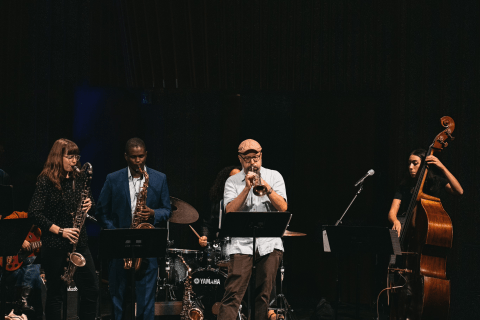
[209,165,242,203]
[400,148,444,194]
[39,138,80,190]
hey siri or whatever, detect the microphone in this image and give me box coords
[72,166,81,173]
[354,169,375,187]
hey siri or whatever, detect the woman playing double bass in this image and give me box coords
[387,148,463,320]
[388,148,463,236]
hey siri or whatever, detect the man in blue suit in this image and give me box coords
[96,137,171,320]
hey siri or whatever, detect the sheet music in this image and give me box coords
[323,230,331,252]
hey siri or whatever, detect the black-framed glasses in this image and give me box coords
[239,153,261,163]
[64,155,81,161]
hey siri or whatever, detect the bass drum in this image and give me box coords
[191,268,226,319]
[190,268,246,320]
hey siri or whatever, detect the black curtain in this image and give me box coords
[2,1,479,317]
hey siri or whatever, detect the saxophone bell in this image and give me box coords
[188,308,204,320]
[69,252,86,267]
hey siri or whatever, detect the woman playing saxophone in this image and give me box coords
[29,138,98,320]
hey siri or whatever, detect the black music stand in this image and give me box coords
[220,211,292,320]
[99,228,168,320]
[0,218,32,317]
[322,226,401,320]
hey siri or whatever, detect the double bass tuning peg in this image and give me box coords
[438,139,448,148]
[446,130,455,141]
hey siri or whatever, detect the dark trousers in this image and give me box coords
[218,250,283,320]
[109,257,157,320]
[42,246,98,320]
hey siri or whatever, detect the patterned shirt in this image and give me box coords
[29,173,95,252]
[223,166,287,256]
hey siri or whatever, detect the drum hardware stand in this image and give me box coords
[270,257,297,320]
[156,240,178,301]
[205,242,214,269]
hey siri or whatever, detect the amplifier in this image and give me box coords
[64,283,79,320]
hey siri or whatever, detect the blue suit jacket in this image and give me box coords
[96,167,171,229]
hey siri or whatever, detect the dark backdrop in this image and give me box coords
[1,1,479,318]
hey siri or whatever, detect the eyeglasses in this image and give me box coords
[64,155,81,161]
[239,153,261,163]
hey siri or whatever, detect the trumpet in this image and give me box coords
[250,166,268,196]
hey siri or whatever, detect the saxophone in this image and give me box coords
[61,162,93,285]
[180,256,204,320]
[124,165,155,270]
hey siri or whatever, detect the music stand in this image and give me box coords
[322,226,401,320]
[323,226,401,256]
[0,218,32,317]
[220,211,292,320]
[99,228,168,320]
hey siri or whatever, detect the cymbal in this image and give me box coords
[283,230,306,237]
[169,197,199,224]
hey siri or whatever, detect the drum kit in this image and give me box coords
[157,197,305,320]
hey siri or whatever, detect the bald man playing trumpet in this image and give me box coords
[217,139,288,320]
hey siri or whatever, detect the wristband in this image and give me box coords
[267,187,273,195]
[58,228,64,237]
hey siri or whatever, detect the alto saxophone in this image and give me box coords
[61,162,93,285]
[124,165,155,270]
[180,256,204,320]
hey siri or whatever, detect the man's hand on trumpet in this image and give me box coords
[245,171,256,189]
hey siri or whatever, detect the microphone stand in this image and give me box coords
[335,184,363,226]
[333,182,365,320]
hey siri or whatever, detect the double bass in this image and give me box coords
[389,116,456,320]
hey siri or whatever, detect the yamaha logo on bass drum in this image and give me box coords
[193,277,221,285]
